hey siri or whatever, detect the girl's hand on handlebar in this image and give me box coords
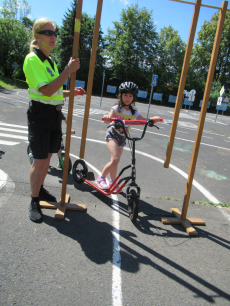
[150,116,161,123]
[103,115,111,124]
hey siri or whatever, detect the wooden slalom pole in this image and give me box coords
[164,0,201,168]
[79,0,103,159]
[40,0,87,219]
[170,0,230,11]
[181,1,228,221]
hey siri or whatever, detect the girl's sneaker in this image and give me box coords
[96,176,108,190]
[109,180,120,193]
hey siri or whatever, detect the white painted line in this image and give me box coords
[72,136,220,204]
[176,130,188,134]
[0,133,28,140]
[0,169,7,189]
[201,135,213,139]
[0,140,19,146]
[0,95,29,104]
[0,122,28,129]
[0,127,28,134]
[69,153,122,306]
[132,128,230,151]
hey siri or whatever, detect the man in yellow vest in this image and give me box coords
[24,17,85,223]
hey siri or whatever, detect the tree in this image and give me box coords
[0,0,32,79]
[190,11,230,103]
[0,0,31,20]
[55,0,105,95]
[104,4,158,91]
[0,18,31,78]
[155,25,186,98]
[22,16,34,30]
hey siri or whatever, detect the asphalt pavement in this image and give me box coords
[0,88,230,306]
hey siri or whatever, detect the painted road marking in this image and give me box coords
[0,170,15,208]
[0,123,28,146]
[70,153,122,306]
[69,135,223,306]
[165,119,197,129]
[73,108,105,115]
[0,95,29,105]
[0,122,28,129]
[132,128,230,152]
[0,140,20,145]
[202,135,213,139]
[71,135,221,204]
[0,133,28,140]
[0,127,28,134]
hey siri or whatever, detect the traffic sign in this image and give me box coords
[137,90,147,98]
[12,62,19,70]
[223,97,229,103]
[107,85,116,93]
[216,104,227,111]
[183,98,193,106]
[75,80,85,88]
[168,95,177,103]
[199,100,211,108]
[220,86,225,96]
[153,93,163,101]
[217,97,223,105]
[151,75,158,87]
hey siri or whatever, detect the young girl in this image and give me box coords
[96,81,161,190]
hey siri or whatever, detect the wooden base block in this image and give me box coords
[39,194,87,220]
[161,208,205,236]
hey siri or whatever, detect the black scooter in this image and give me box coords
[72,117,163,222]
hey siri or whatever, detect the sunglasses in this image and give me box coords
[37,30,57,37]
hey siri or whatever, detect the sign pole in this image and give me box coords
[147,85,154,118]
[147,74,158,118]
[100,70,105,106]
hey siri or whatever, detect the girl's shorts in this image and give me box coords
[105,127,126,148]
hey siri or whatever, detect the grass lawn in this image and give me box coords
[0,75,28,90]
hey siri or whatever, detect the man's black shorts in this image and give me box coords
[27,100,62,159]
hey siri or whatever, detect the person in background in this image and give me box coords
[23,17,85,223]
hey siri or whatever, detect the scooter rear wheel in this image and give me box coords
[128,189,139,222]
[72,159,88,184]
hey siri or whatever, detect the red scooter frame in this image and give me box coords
[72,117,163,221]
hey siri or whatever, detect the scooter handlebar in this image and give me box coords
[102,117,163,125]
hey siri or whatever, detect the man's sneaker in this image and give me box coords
[29,201,42,223]
[39,186,57,202]
[96,176,108,190]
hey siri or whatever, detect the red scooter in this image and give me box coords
[72,117,163,222]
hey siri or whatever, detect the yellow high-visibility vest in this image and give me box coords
[23,48,63,105]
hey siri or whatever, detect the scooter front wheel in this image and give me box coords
[72,159,88,184]
[127,189,139,222]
